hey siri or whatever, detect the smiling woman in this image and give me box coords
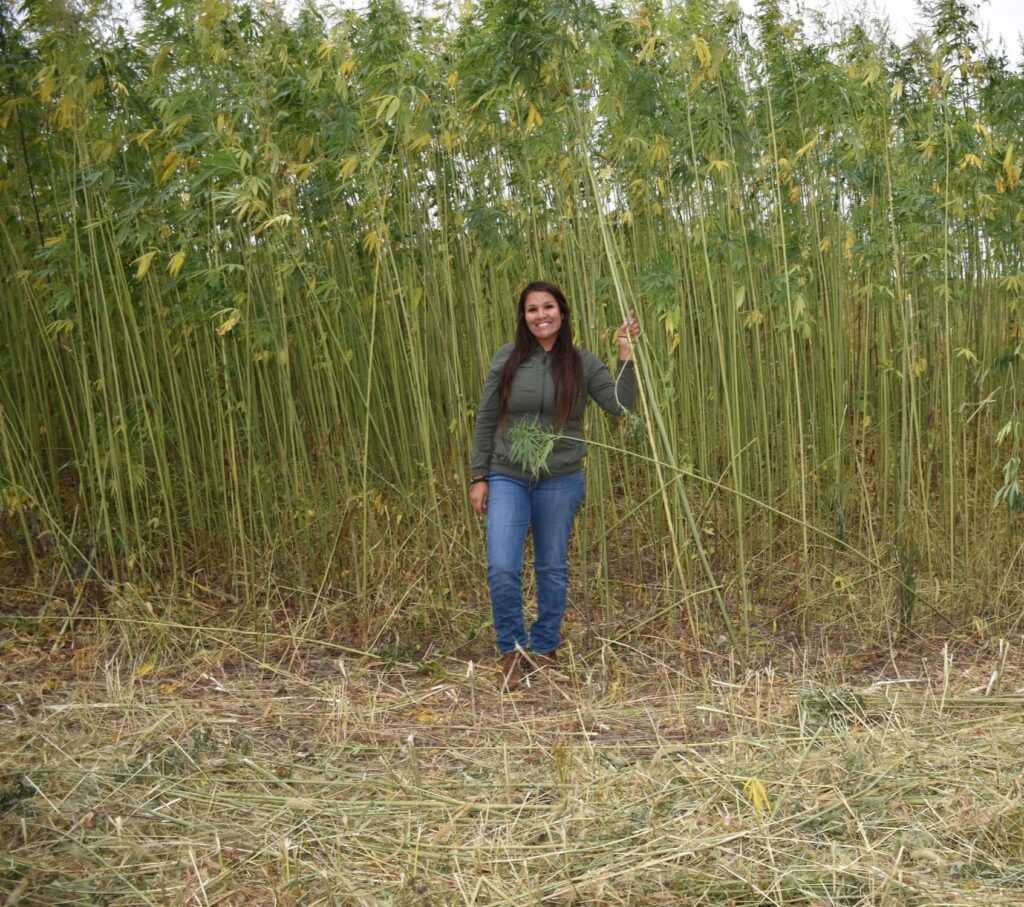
[523,290,563,347]
[469,282,640,692]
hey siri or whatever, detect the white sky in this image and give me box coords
[113,0,1024,68]
[738,0,1023,66]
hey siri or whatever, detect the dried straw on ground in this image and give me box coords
[3,639,1023,905]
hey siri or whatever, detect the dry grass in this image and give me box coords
[3,634,1024,905]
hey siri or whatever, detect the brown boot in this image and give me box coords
[498,651,524,692]
[527,649,566,680]
[529,649,558,670]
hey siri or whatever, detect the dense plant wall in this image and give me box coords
[2,0,1023,645]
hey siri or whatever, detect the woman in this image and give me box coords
[469,281,640,691]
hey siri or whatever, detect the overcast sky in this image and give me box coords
[737,0,1023,66]
[112,0,1023,68]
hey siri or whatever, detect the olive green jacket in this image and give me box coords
[471,342,637,480]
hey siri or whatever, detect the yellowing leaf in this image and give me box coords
[133,128,157,148]
[862,60,882,85]
[254,214,292,235]
[340,155,359,180]
[375,94,400,120]
[152,44,171,76]
[133,663,155,679]
[795,135,818,160]
[407,132,432,152]
[636,35,658,63]
[54,95,74,130]
[691,36,712,68]
[167,251,186,277]
[46,319,75,337]
[134,250,158,279]
[743,777,771,812]
[525,104,543,134]
[649,134,670,165]
[216,307,242,337]
[1004,144,1020,190]
[296,134,315,160]
[157,150,181,184]
[38,71,56,103]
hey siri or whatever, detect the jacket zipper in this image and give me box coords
[539,350,548,420]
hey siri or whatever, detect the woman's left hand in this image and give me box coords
[616,311,641,360]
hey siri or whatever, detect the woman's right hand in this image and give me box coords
[470,481,489,516]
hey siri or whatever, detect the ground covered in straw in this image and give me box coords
[3,636,1024,905]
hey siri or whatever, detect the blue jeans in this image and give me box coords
[486,471,586,655]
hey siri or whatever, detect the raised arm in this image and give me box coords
[585,315,640,414]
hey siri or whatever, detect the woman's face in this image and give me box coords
[523,290,563,350]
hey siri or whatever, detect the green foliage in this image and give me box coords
[507,416,557,478]
[1,0,1022,642]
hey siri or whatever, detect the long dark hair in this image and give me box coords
[498,281,583,430]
